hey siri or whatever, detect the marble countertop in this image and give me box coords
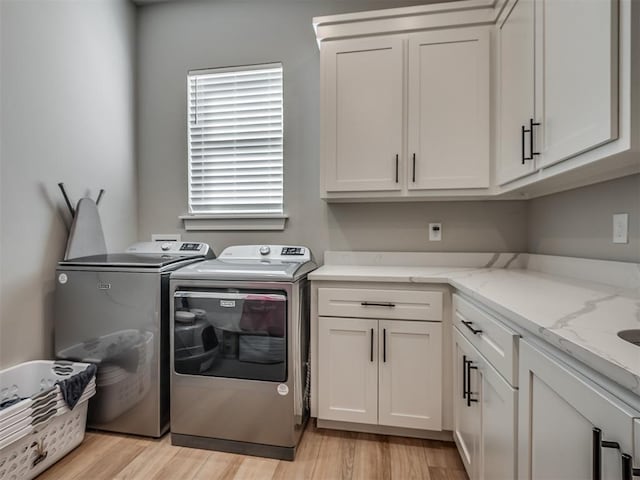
[307,264,473,283]
[309,254,640,399]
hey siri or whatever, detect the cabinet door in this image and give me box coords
[478,352,517,480]
[379,320,442,430]
[318,316,378,424]
[496,0,535,185]
[535,0,618,168]
[321,37,404,192]
[518,340,637,480]
[407,28,490,190]
[453,328,481,478]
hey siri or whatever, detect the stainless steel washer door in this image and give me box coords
[170,284,298,448]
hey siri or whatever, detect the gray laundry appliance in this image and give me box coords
[169,245,316,460]
[54,241,214,437]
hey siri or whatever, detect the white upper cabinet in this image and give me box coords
[320,26,491,197]
[321,37,404,192]
[408,28,490,189]
[497,0,621,185]
[497,0,535,185]
[315,0,639,200]
[534,0,619,168]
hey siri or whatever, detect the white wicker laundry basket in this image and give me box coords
[0,361,95,480]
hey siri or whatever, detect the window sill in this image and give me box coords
[179,214,288,231]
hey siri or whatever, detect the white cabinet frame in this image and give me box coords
[518,339,639,480]
[321,36,404,193]
[408,27,490,190]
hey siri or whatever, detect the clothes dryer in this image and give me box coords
[169,245,316,460]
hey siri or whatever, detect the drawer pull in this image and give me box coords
[361,301,396,308]
[462,320,483,335]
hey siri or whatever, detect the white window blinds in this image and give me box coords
[188,63,283,215]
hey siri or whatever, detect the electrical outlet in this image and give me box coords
[151,233,182,243]
[429,223,442,241]
[613,214,628,244]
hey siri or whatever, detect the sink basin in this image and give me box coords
[617,329,640,346]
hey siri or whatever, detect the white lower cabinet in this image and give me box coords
[317,316,378,424]
[318,316,442,431]
[453,328,481,474]
[518,340,640,480]
[379,319,442,430]
[453,328,517,480]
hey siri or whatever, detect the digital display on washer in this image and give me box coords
[180,243,201,251]
[281,247,304,255]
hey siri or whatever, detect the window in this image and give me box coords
[186,63,284,221]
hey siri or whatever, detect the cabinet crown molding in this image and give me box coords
[313,0,505,44]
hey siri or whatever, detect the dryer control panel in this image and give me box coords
[126,241,214,258]
[218,245,311,263]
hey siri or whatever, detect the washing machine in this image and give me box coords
[169,245,316,460]
[54,241,214,437]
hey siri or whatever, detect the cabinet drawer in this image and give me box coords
[453,293,519,386]
[318,288,443,321]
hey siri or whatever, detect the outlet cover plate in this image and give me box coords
[613,214,628,244]
[429,223,442,241]
[151,233,182,243]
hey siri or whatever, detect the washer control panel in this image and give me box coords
[126,241,213,258]
[281,247,305,256]
[179,242,203,251]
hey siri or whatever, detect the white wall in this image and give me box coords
[136,0,528,261]
[528,174,640,262]
[0,0,138,368]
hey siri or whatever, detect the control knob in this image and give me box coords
[259,245,271,255]
[161,242,172,251]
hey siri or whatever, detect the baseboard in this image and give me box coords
[315,418,454,442]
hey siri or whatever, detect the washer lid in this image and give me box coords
[60,253,197,269]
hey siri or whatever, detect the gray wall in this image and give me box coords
[0,0,634,372]
[528,174,640,263]
[0,0,138,368]
[136,0,528,261]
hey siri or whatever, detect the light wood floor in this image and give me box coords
[37,422,468,480]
